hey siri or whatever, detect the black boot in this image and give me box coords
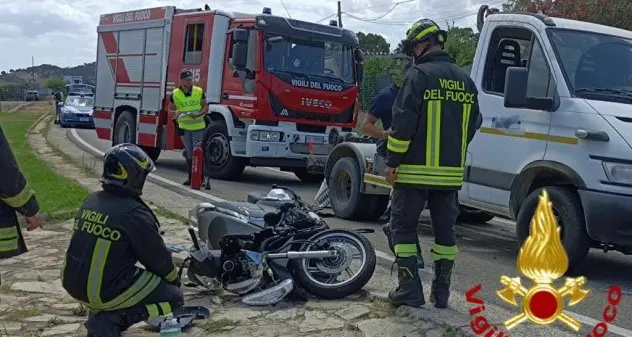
[430,259,455,309]
[382,224,424,269]
[388,256,425,307]
[183,159,192,186]
[85,312,122,337]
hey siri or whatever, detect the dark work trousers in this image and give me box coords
[88,279,184,332]
[390,185,459,260]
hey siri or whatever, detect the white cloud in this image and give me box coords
[0,0,492,71]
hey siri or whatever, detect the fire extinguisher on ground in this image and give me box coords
[191,140,204,190]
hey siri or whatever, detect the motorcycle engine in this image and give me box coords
[222,251,261,282]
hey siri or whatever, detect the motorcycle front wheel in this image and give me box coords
[291,229,376,299]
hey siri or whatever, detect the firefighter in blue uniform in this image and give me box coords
[385,19,481,309]
[0,125,43,259]
[362,59,424,269]
[61,144,184,337]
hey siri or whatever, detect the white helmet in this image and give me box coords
[264,188,292,201]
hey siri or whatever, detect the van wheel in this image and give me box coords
[516,186,591,272]
[113,111,136,145]
[203,120,246,180]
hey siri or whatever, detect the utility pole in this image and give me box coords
[31,56,35,90]
[337,1,343,28]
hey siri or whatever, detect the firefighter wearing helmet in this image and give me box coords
[383,19,482,309]
[61,144,184,336]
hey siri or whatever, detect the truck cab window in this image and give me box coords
[184,23,204,65]
[526,40,554,98]
[483,27,533,94]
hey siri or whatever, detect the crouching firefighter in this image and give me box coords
[61,144,184,337]
[384,19,481,308]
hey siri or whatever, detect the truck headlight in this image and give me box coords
[602,162,632,184]
[250,130,281,142]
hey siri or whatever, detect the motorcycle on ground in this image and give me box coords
[172,186,377,306]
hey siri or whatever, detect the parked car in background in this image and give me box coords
[59,94,95,129]
[25,90,39,101]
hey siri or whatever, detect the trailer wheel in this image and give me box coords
[113,111,136,145]
[292,168,324,183]
[458,207,495,224]
[329,157,376,220]
[203,120,246,180]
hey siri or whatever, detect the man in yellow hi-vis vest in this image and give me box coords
[168,70,208,185]
[0,125,44,259]
[384,19,481,309]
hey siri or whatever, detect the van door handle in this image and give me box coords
[575,128,609,141]
[222,93,229,99]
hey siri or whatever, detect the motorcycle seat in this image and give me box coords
[214,201,277,218]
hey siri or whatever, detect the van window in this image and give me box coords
[483,27,533,94]
[526,40,554,98]
[183,23,204,65]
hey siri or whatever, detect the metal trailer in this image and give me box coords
[323,135,495,224]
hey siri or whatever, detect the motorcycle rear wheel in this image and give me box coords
[291,229,376,299]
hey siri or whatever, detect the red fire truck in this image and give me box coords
[93,6,364,182]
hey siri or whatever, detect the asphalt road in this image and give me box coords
[75,127,632,335]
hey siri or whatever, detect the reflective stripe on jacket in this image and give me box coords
[61,189,179,311]
[0,125,38,258]
[172,86,206,131]
[386,51,481,189]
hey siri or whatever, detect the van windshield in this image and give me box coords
[548,29,632,97]
[263,34,355,84]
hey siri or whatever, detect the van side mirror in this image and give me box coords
[504,67,554,111]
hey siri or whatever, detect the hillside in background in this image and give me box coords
[0,62,96,86]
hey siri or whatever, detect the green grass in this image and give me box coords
[0,110,89,219]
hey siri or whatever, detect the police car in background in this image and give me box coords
[58,92,95,129]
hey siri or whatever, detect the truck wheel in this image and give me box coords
[458,207,495,224]
[516,186,591,272]
[113,111,136,145]
[292,168,324,183]
[203,120,246,180]
[329,157,374,220]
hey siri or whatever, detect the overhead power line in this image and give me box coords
[342,1,504,26]
[280,0,292,19]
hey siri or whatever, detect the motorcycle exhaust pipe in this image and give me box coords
[267,250,338,260]
[188,226,200,251]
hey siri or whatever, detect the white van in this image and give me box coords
[459,6,632,269]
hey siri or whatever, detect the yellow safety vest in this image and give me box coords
[172,86,206,131]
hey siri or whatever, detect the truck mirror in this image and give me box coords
[354,48,364,62]
[232,43,248,69]
[504,67,554,111]
[233,29,249,43]
[355,62,364,85]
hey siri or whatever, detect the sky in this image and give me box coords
[0,0,500,72]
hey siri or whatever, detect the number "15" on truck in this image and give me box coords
[183,69,201,83]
